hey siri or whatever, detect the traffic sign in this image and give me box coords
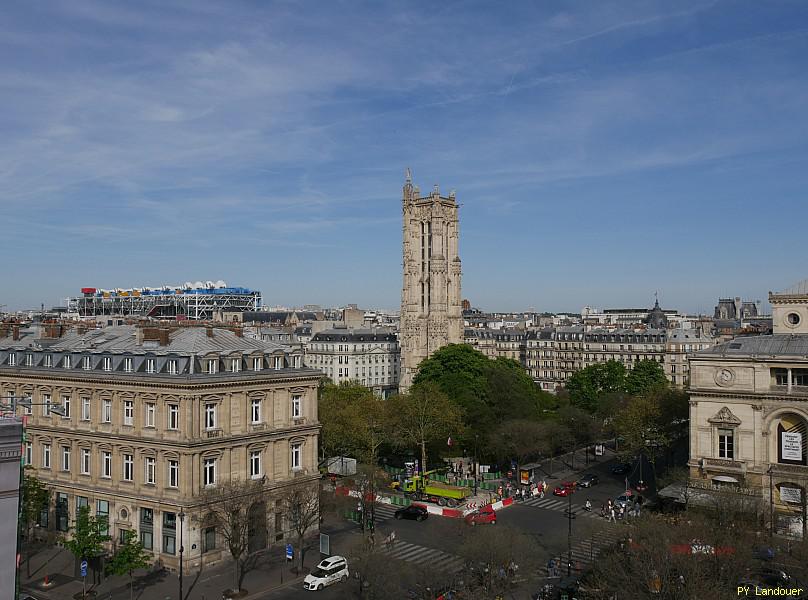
[285,543,293,561]
[80,559,88,577]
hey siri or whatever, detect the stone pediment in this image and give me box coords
[708,406,742,426]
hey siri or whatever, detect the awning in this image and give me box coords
[712,475,740,483]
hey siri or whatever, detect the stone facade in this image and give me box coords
[399,170,462,390]
[688,280,808,537]
[0,324,321,571]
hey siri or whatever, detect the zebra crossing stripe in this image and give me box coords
[382,541,465,572]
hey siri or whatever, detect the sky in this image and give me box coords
[2,0,808,314]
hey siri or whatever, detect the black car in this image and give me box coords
[395,505,428,521]
[577,473,599,488]
[610,463,631,475]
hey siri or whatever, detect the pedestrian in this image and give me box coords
[584,499,592,512]
[608,507,617,523]
[546,558,555,578]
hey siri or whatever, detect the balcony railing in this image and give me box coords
[770,384,808,396]
[205,429,223,439]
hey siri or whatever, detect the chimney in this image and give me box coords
[158,328,170,346]
[234,327,243,338]
[12,325,20,341]
[206,326,214,338]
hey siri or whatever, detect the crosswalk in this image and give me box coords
[371,503,399,523]
[520,495,602,520]
[562,527,624,570]
[379,540,465,573]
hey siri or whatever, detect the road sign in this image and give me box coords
[466,502,478,510]
[285,543,293,561]
[80,559,88,577]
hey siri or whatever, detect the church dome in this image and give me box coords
[645,298,668,329]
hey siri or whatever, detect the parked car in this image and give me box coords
[303,555,349,591]
[577,473,599,488]
[465,505,497,526]
[553,482,576,497]
[613,493,633,508]
[752,545,775,561]
[394,504,429,521]
[610,463,631,475]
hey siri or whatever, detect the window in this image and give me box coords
[204,403,216,430]
[250,450,262,478]
[291,443,302,470]
[102,451,112,478]
[102,399,112,423]
[274,356,283,370]
[44,354,52,368]
[204,526,216,553]
[203,458,216,486]
[145,403,155,428]
[123,357,133,373]
[61,395,71,418]
[8,353,16,366]
[251,399,261,424]
[43,444,51,469]
[140,508,154,550]
[206,360,217,375]
[124,400,133,426]
[253,357,262,371]
[102,357,112,372]
[63,355,71,369]
[61,446,71,471]
[81,397,90,421]
[291,395,302,419]
[144,457,156,485]
[167,359,178,375]
[163,512,176,554]
[82,356,91,370]
[25,442,32,465]
[25,353,32,367]
[718,428,734,459]
[97,500,109,536]
[123,454,133,481]
[80,448,90,474]
[230,358,240,373]
[23,399,31,415]
[168,460,179,488]
[145,358,155,374]
[794,369,808,387]
[56,493,69,532]
[167,404,179,430]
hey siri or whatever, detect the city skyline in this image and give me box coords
[3,1,808,313]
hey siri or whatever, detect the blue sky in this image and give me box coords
[2,1,808,314]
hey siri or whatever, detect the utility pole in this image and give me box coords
[566,492,574,576]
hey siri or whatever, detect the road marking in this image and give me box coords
[380,540,465,572]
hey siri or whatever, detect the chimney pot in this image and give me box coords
[12,326,20,341]
[206,327,213,338]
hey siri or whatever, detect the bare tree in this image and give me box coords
[279,480,320,574]
[194,478,269,595]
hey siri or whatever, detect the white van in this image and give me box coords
[303,555,349,591]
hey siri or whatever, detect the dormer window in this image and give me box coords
[167,359,178,375]
[123,357,133,373]
[253,357,263,371]
[63,355,72,369]
[206,360,217,375]
[82,356,91,370]
[8,353,16,367]
[230,358,241,373]
[102,357,112,372]
[24,354,32,367]
[274,356,283,370]
[145,359,155,374]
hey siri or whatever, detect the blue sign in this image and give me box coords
[80,559,88,577]
[285,543,293,561]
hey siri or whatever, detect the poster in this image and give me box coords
[780,486,802,504]
[782,431,803,462]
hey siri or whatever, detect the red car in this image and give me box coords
[465,505,497,526]
[553,481,577,497]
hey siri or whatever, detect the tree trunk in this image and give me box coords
[420,440,427,479]
[129,573,134,600]
[298,534,304,573]
[233,558,240,593]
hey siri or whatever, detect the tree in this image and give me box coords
[20,471,49,576]
[488,419,546,467]
[106,530,151,600]
[535,420,571,477]
[625,359,669,396]
[195,478,269,595]
[280,481,320,573]
[319,381,376,460]
[566,360,627,413]
[611,394,670,472]
[388,382,464,477]
[63,504,110,599]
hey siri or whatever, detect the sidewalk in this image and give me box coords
[20,541,321,600]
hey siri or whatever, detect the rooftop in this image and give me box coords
[695,334,808,358]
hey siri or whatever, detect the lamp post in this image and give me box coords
[1,396,65,598]
[178,510,185,600]
[566,491,574,576]
[473,434,479,496]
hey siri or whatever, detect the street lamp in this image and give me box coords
[565,492,575,576]
[178,510,185,600]
[473,434,479,497]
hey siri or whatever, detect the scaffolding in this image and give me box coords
[67,281,261,321]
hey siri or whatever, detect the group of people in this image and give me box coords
[601,497,642,523]
[496,480,549,502]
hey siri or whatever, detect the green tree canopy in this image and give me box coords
[64,504,110,563]
[566,360,627,413]
[106,529,151,600]
[625,359,669,396]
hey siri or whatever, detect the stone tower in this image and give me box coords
[399,169,462,391]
